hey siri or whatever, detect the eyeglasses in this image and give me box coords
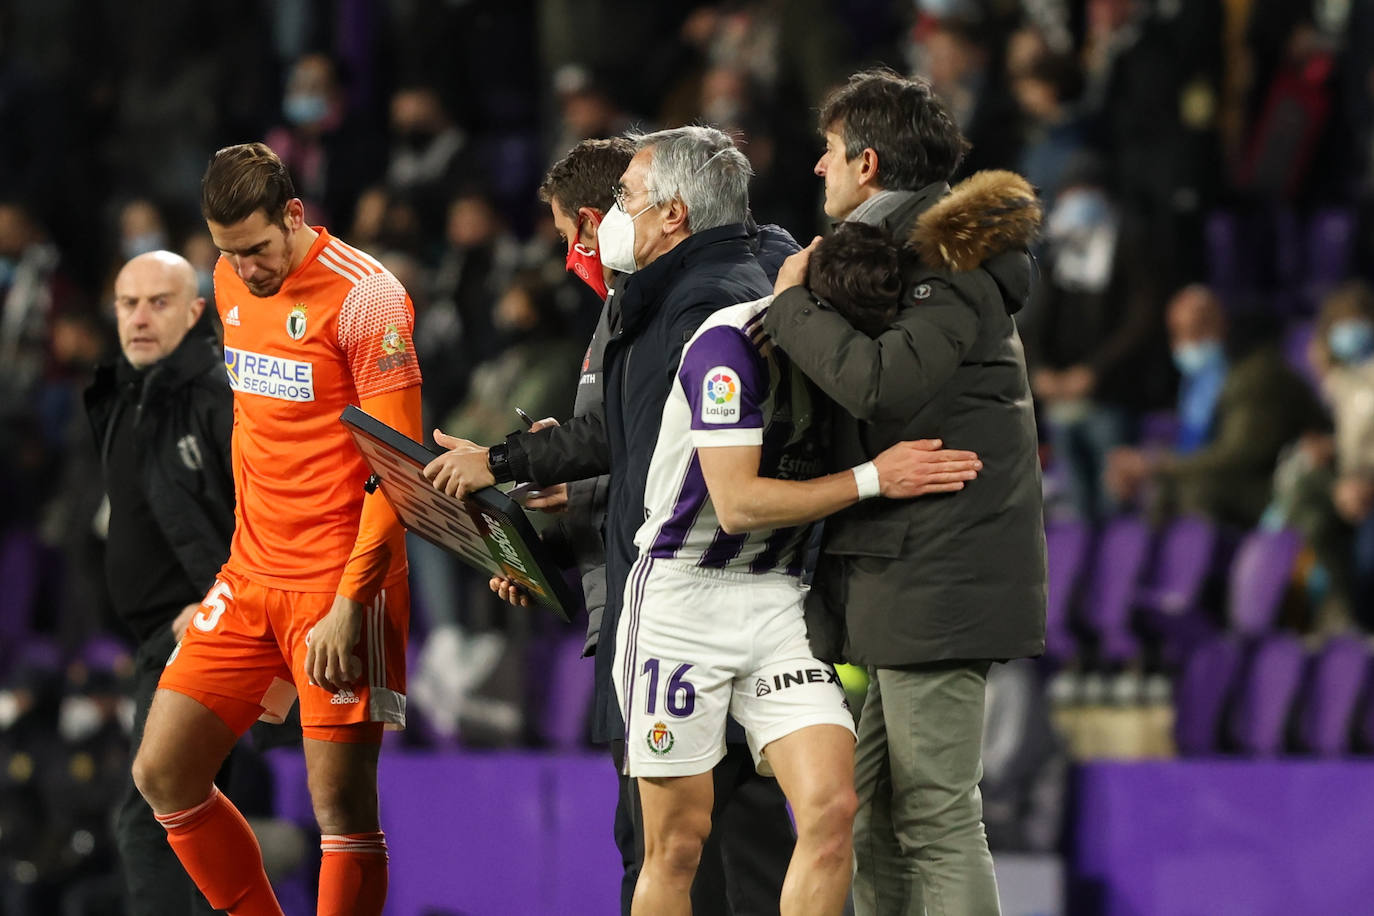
[612,183,654,212]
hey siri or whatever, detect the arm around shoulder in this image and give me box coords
[763,282,980,422]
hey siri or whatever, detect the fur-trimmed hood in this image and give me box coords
[907,170,1041,315]
[909,170,1042,271]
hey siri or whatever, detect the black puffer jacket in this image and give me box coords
[765,173,1047,666]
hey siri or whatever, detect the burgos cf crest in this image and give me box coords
[381,324,404,355]
[646,721,675,755]
[701,365,740,424]
[286,303,308,340]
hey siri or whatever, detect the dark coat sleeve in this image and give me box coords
[506,404,610,486]
[763,282,981,423]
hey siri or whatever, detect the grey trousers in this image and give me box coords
[852,661,1001,916]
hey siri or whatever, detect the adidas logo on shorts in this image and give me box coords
[330,687,361,705]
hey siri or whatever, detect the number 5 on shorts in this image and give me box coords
[641,659,696,717]
[194,580,232,632]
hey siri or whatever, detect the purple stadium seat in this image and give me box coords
[1226,528,1302,636]
[1298,635,1369,756]
[1174,634,1244,755]
[0,530,41,647]
[1136,516,1221,664]
[1045,520,1092,665]
[1230,632,1307,756]
[1304,207,1357,306]
[1079,517,1152,665]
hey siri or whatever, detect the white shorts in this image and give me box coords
[613,557,856,778]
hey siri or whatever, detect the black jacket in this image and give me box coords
[765,174,1048,666]
[510,222,799,660]
[85,332,235,639]
[507,222,776,742]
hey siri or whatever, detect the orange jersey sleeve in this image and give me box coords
[336,272,423,400]
[335,386,423,604]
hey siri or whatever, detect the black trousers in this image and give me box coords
[114,629,221,916]
[611,739,796,915]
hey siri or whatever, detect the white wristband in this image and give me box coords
[852,461,881,500]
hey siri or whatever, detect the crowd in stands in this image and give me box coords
[2,0,1374,908]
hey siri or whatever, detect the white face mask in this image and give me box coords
[598,201,652,275]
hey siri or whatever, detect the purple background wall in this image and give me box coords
[268,752,1374,915]
[1073,761,1372,916]
[269,749,623,916]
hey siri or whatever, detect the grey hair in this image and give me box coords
[629,126,752,233]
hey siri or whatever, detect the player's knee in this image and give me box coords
[646,813,711,878]
[796,782,859,846]
[309,784,378,835]
[132,744,185,812]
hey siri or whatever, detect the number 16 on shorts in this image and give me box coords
[640,658,695,756]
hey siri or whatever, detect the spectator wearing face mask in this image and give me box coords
[1024,157,1168,521]
[1106,284,1326,527]
[264,52,386,230]
[1279,282,1374,632]
[385,85,475,238]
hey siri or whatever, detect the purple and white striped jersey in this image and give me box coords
[633,296,827,575]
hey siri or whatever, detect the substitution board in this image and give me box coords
[340,405,577,620]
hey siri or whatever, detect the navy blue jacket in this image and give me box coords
[506,221,794,742]
[594,223,775,741]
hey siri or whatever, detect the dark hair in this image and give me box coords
[538,137,636,216]
[818,69,971,191]
[200,142,296,226]
[808,222,904,338]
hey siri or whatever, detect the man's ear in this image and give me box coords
[577,206,603,249]
[660,197,689,236]
[856,148,880,188]
[283,198,306,231]
[187,297,206,328]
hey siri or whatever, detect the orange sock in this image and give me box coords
[319,831,389,916]
[154,787,284,916]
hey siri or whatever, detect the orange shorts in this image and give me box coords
[159,566,408,737]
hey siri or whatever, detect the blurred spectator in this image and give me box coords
[913,16,1023,179]
[414,272,580,744]
[429,191,526,396]
[0,200,87,404]
[547,65,634,168]
[1012,46,1090,207]
[1082,0,1223,289]
[386,85,474,239]
[1106,284,1325,527]
[1026,157,1168,521]
[264,52,386,230]
[1278,281,1374,632]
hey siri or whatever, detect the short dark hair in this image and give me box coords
[538,137,636,217]
[201,142,296,227]
[818,69,971,191]
[808,222,904,338]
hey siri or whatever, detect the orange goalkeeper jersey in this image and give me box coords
[216,228,422,591]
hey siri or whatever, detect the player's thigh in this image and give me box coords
[762,723,858,825]
[286,582,409,730]
[133,688,244,812]
[638,771,716,853]
[730,582,856,777]
[614,562,740,778]
[159,572,297,725]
